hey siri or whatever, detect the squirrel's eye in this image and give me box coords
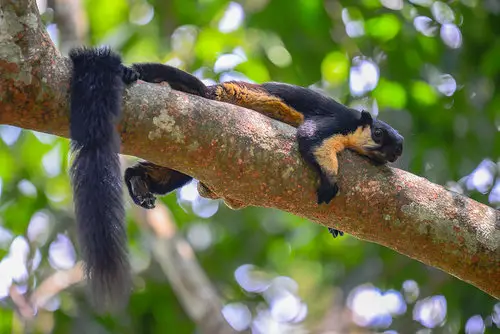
[374,129,383,138]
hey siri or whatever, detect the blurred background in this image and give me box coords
[1,0,499,333]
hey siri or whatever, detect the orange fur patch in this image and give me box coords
[215,83,304,127]
[313,126,378,175]
[344,126,379,155]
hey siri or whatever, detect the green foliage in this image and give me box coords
[374,79,407,109]
[365,14,401,41]
[321,51,350,85]
[1,0,499,333]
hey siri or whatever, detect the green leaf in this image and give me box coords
[411,81,438,105]
[418,35,439,56]
[0,309,12,333]
[235,60,270,82]
[366,14,401,41]
[361,0,382,9]
[480,42,500,76]
[373,79,407,109]
[343,7,365,21]
[85,0,130,41]
[0,150,15,182]
[321,51,350,85]
[194,28,244,63]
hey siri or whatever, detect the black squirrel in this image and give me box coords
[67,49,403,310]
[68,47,139,311]
[123,63,404,238]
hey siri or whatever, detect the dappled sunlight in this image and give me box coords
[178,180,220,218]
[402,279,420,303]
[434,74,457,96]
[267,45,292,68]
[129,2,154,26]
[214,53,247,73]
[413,295,447,328]
[431,1,456,24]
[493,303,500,327]
[347,284,405,328]
[0,125,21,146]
[171,25,198,58]
[342,8,365,38]
[409,0,433,6]
[381,0,404,11]
[41,146,62,177]
[230,265,308,332]
[349,58,379,97]
[46,24,59,49]
[235,264,271,293]
[465,159,496,194]
[186,222,213,251]
[488,180,500,205]
[0,227,13,248]
[218,2,244,33]
[440,23,462,49]
[17,180,37,198]
[220,71,253,83]
[48,234,76,270]
[27,211,50,244]
[466,315,486,334]
[0,237,31,298]
[222,302,252,331]
[413,16,438,36]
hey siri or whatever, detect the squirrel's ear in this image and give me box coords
[360,110,373,126]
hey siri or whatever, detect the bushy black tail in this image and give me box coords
[69,47,134,312]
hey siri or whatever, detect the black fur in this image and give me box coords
[296,117,344,204]
[69,46,138,311]
[262,82,358,120]
[124,162,192,209]
[131,63,208,97]
[367,118,404,163]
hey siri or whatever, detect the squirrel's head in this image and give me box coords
[357,111,404,164]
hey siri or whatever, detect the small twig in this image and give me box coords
[30,262,84,308]
[9,263,83,327]
[47,0,88,54]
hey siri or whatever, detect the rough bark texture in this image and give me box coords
[1,0,499,299]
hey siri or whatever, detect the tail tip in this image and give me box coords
[85,266,132,313]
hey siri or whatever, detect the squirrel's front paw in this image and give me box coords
[316,180,339,205]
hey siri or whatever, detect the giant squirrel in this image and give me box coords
[67,47,403,311]
[123,63,404,238]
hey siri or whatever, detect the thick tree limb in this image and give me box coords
[1,0,499,300]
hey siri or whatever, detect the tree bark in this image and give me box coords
[1,0,499,300]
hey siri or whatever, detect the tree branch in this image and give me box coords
[47,0,87,55]
[131,202,241,334]
[1,0,499,300]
